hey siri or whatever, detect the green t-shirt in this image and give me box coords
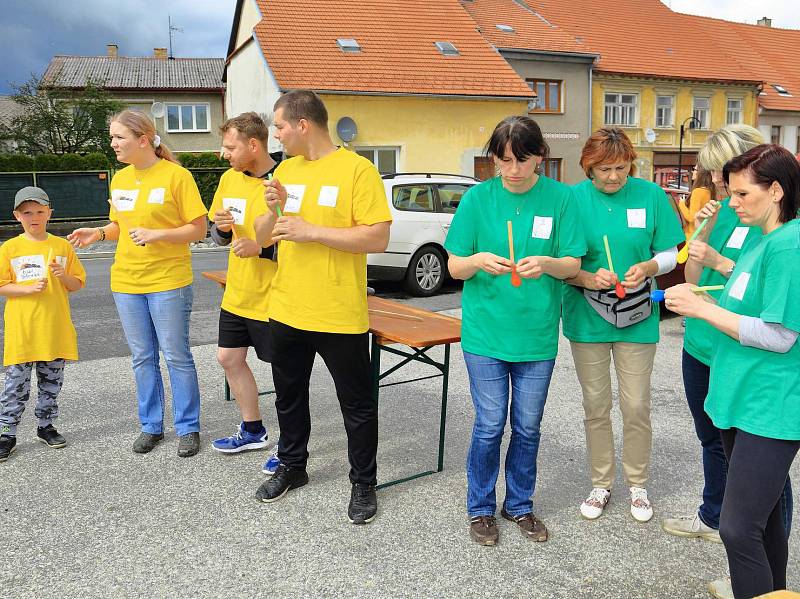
[683,199,761,365]
[705,219,800,440]
[562,177,685,343]
[444,176,586,361]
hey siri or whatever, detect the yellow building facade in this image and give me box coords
[591,75,759,182]
[320,94,529,176]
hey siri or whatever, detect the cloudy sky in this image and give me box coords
[1,0,798,95]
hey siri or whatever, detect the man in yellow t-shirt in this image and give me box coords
[0,187,86,462]
[207,112,281,463]
[253,90,391,524]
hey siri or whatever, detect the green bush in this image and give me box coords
[5,154,34,171]
[34,154,61,171]
[0,154,10,172]
[59,153,87,171]
[83,152,110,170]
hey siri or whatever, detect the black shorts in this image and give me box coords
[218,308,272,362]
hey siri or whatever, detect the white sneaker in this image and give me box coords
[661,513,721,543]
[707,576,733,599]
[629,487,653,522]
[580,487,611,520]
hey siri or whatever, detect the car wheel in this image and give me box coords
[405,246,446,296]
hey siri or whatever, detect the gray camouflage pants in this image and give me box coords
[0,360,65,436]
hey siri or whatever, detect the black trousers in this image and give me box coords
[719,427,800,598]
[269,319,377,485]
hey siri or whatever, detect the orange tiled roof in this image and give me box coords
[251,0,534,98]
[461,0,593,56]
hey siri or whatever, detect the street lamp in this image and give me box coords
[677,116,701,193]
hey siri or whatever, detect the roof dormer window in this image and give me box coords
[772,84,791,96]
[336,38,361,53]
[434,41,459,56]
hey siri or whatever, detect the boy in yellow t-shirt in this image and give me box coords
[0,187,86,462]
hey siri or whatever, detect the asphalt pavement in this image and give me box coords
[1,252,799,598]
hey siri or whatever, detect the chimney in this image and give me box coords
[757,16,772,27]
[154,48,168,59]
[107,44,118,58]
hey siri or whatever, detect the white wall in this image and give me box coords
[234,0,261,49]
[760,112,800,153]
[225,38,283,152]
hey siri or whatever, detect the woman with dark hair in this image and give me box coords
[68,110,208,457]
[445,115,586,546]
[665,144,800,598]
[678,166,715,238]
[563,127,684,523]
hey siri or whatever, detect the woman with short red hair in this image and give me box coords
[563,127,684,523]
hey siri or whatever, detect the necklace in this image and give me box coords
[134,160,159,185]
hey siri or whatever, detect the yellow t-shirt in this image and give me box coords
[268,148,392,334]
[209,168,275,321]
[0,233,86,365]
[108,159,208,294]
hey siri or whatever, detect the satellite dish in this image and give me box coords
[644,128,656,143]
[151,102,166,119]
[336,117,357,144]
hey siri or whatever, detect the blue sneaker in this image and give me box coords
[262,444,281,475]
[211,423,268,453]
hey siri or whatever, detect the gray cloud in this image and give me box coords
[0,0,237,93]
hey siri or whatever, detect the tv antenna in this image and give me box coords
[168,15,183,59]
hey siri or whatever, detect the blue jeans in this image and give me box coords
[683,350,792,533]
[463,351,555,517]
[113,285,201,436]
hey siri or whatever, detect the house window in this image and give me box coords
[771,125,782,145]
[655,95,674,128]
[542,158,562,181]
[604,93,637,126]
[726,98,743,125]
[166,104,210,132]
[692,97,710,129]
[355,146,398,174]
[527,80,562,113]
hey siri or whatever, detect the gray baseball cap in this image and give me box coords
[14,186,50,209]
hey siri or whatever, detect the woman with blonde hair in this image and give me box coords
[68,110,208,457]
[563,127,684,523]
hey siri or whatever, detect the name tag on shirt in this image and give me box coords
[11,254,45,282]
[531,216,553,239]
[627,209,646,228]
[726,227,749,249]
[148,188,165,204]
[55,256,67,268]
[222,198,247,225]
[318,186,339,207]
[283,185,305,213]
[729,272,750,301]
[111,189,139,211]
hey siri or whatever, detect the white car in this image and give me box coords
[368,173,477,296]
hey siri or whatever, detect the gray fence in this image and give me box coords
[0,171,111,223]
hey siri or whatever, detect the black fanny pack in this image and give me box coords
[582,278,653,328]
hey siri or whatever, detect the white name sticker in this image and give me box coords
[222,198,247,225]
[111,189,139,211]
[55,256,67,268]
[729,272,750,301]
[11,254,45,282]
[726,227,749,250]
[627,208,647,228]
[283,185,306,213]
[531,216,553,239]
[318,186,339,207]
[148,188,165,204]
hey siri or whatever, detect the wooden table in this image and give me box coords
[202,270,462,489]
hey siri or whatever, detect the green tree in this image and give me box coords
[0,75,123,160]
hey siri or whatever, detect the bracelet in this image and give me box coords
[97,227,105,241]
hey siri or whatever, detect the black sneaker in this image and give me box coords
[255,464,308,503]
[0,435,16,462]
[132,432,164,454]
[36,424,66,449]
[177,432,200,458]
[348,483,377,525]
